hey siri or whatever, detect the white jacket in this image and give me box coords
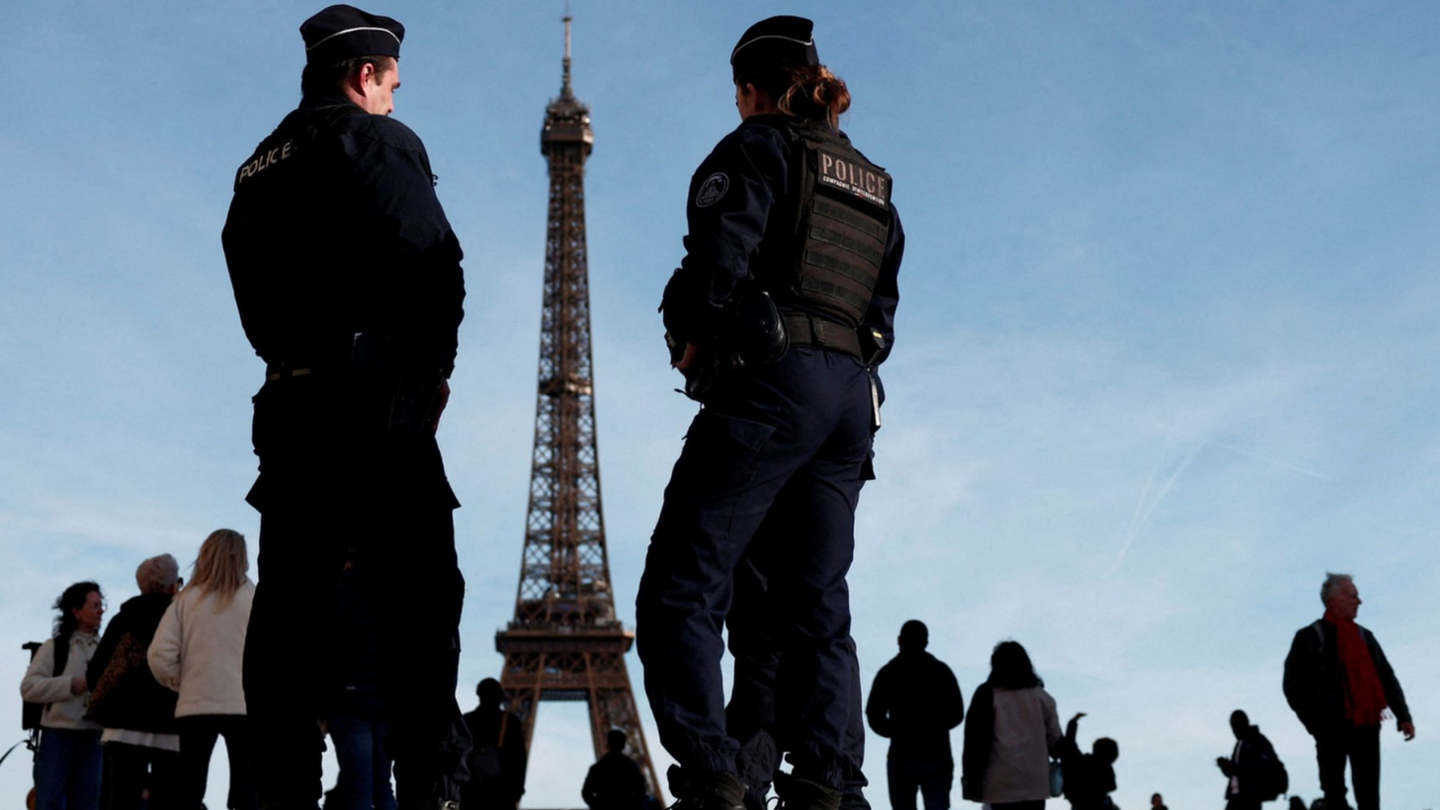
[20,632,100,730]
[147,579,254,717]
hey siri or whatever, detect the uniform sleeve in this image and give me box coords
[665,124,791,345]
[147,601,183,692]
[20,640,72,704]
[864,666,892,737]
[862,205,904,366]
[348,119,466,375]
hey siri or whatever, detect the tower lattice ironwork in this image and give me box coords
[495,16,664,803]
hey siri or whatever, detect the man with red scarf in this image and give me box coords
[1283,574,1414,810]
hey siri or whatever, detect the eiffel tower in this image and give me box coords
[495,16,664,803]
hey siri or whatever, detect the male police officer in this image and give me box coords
[636,16,904,810]
[221,6,468,809]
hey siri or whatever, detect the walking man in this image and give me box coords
[1283,573,1414,810]
[865,621,964,810]
[1215,709,1280,810]
[222,6,469,808]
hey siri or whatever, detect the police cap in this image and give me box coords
[730,15,820,72]
[301,5,404,66]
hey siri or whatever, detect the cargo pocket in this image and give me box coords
[674,411,778,498]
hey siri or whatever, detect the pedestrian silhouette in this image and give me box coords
[583,730,648,810]
[1055,713,1117,810]
[1283,573,1414,810]
[461,679,528,810]
[866,620,964,810]
[1216,709,1282,810]
[960,640,1061,809]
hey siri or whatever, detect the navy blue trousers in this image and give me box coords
[728,523,869,810]
[636,348,874,790]
[243,376,469,809]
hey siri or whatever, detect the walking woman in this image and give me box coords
[148,529,258,810]
[636,15,904,810]
[21,581,107,810]
[961,641,1062,810]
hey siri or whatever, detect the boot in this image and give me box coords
[773,772,841,810]
[669,767,746,810]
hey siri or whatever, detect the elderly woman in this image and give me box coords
[148,529,257,810]
[22,581,107,810]
[87,555,183,810]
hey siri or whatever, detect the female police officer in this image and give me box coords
[636,16,904,810]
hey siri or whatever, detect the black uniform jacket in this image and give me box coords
[665,114,903,366]
[1282,618,1411,734]
[222,91,464,379]
[221,93,465,509]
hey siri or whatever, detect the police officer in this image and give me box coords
[635,15,904,810]
[221,6,468,809]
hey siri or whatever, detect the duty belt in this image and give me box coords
[265,365,313,382]
[784,313,861,358]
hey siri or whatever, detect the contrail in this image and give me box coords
[1112,441,1204,572]
[1210,440,1329,480]
[1111,435,1327,572]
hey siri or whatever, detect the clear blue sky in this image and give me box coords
[3,2,1437,808]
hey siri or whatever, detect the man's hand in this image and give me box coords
[1400,721,1416,741]
[432,379,451,433]
[70,676,87,695]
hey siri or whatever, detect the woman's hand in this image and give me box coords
[70,676,87,695]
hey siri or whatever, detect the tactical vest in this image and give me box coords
[767,118,894,329]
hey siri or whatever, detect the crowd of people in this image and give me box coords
[21,558,1413,810]
[856,572,1413,810]
[21,531,256,810]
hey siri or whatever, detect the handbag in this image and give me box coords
[1049,759,1064,798]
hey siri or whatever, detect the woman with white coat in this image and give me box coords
[21,581,107,810]
[960,641,1063,810]
[148,529,257,810]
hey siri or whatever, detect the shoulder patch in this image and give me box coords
[695,173,730,208]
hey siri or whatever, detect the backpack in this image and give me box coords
[21,634,71,731]
[1260,749,1289,801]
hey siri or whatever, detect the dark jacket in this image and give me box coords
[85,593,179,734]
[1218,725,1278,800]
[223,92,466,511]
[865,649,964,765]
[1282,619,1411,734]
[1059,752,1115,810]
[222,92,465,378]
[461,706,528,809]
[582,750,647,810]
[1056,723,1115,810]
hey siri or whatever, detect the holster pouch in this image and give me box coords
[673,292,790,403]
